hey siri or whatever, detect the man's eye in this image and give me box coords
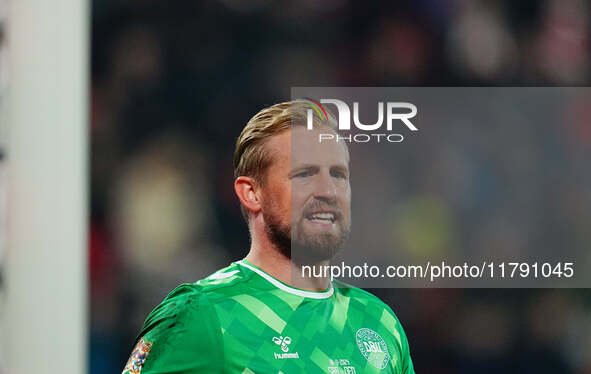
[295,171,311,178]
[331,171,347,179]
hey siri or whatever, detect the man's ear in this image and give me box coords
[234,176,262,214]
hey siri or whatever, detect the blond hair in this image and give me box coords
[233,100,338,220]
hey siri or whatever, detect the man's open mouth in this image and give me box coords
[305,211,337,224]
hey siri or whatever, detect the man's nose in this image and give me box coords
[313,171,337,202]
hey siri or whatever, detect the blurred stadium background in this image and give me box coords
[89,1,591,373]
[2,0,591,373]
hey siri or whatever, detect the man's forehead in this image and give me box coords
[290,127,350,167]
[263,127,350,170]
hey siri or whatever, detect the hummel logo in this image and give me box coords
[272,336,299,359]
[272,336,292,352]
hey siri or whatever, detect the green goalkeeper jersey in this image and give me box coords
[122,259,415,374]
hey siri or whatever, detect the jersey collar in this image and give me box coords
[237,260,334,299]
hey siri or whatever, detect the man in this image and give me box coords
[122,100,415,373]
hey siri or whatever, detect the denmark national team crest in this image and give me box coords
[355,328,391,369]
[122,337,153,374]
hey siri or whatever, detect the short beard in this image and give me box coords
[263,209,350,267]
[263,210,292,260]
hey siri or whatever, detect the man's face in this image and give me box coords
[260,126,351,264]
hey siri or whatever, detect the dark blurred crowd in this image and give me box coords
[91,1,591,373]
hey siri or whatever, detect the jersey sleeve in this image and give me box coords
[392,310,415,374]
[122,285,224,374]
[385,305,415,374]
[399,321,415,374]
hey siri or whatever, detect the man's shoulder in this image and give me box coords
[142,262,252,327]
[333,279,382,302]
[333,280,399,316]
[167,262,253,304]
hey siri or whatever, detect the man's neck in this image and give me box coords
[244,246,331,292]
